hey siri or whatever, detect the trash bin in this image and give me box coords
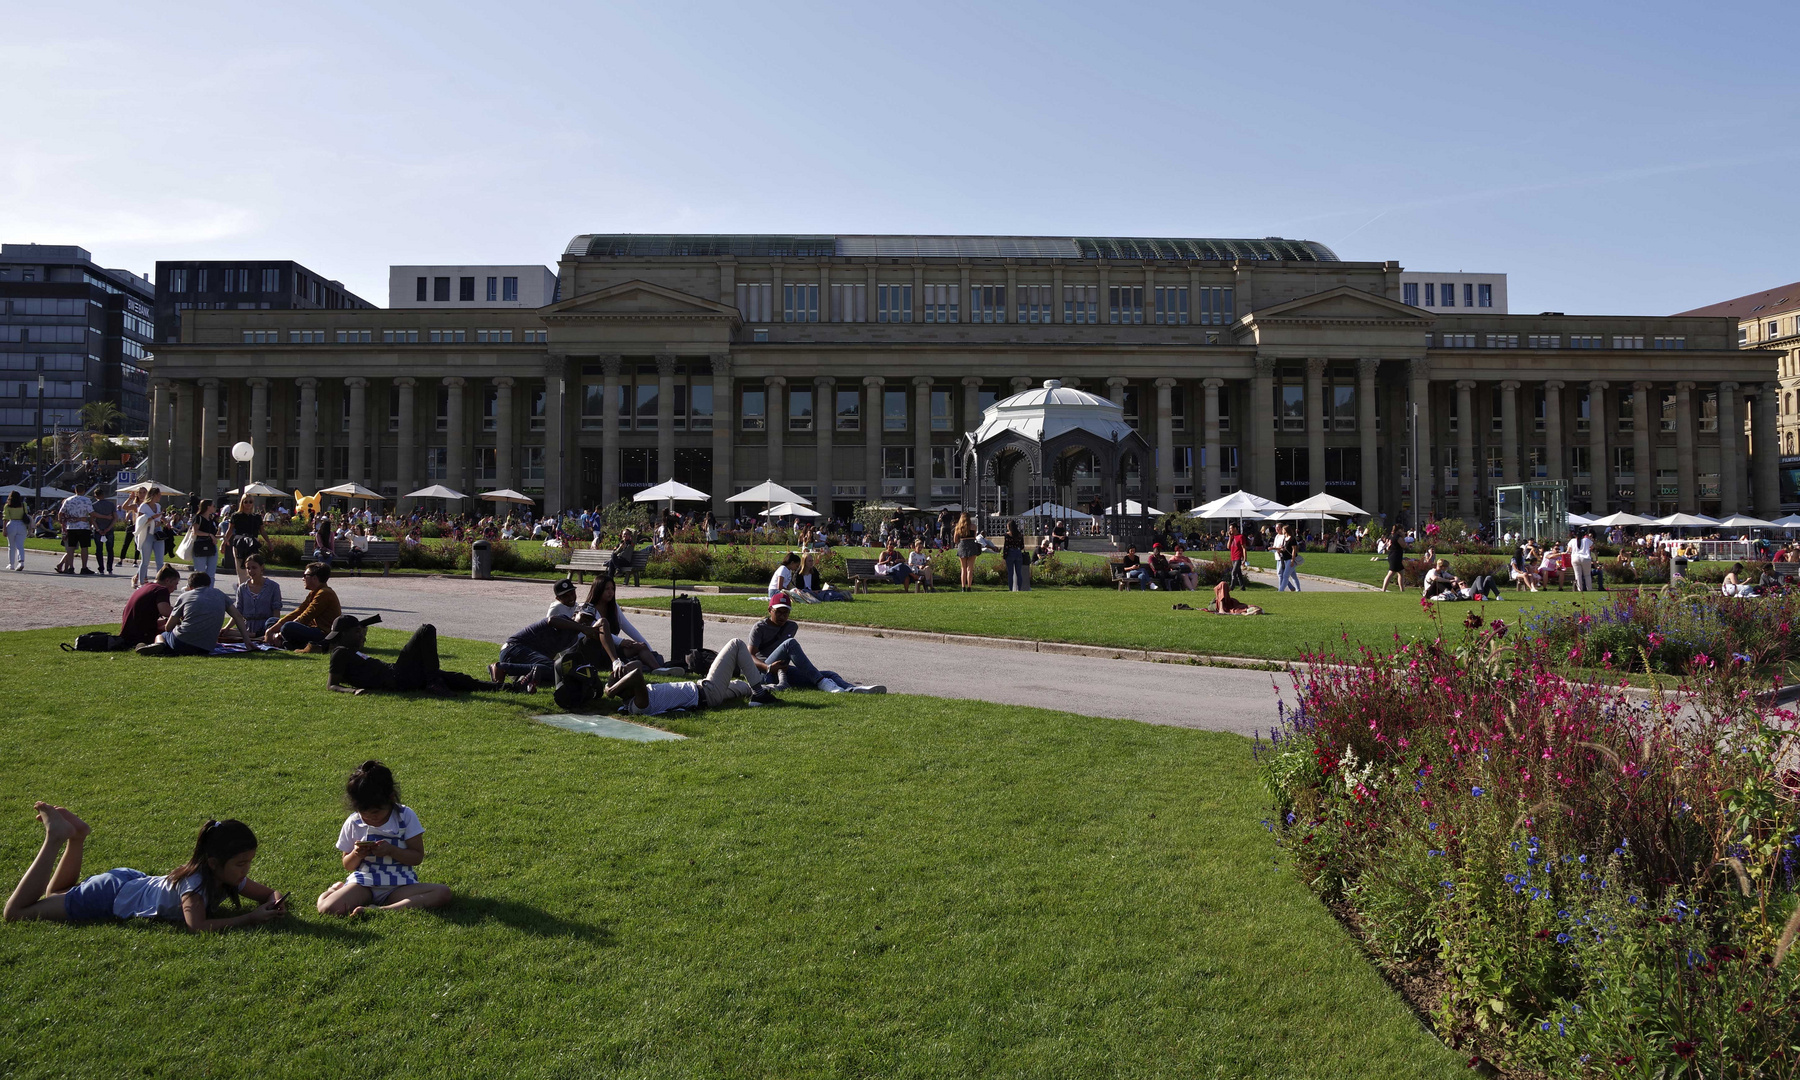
[470,539,492,580]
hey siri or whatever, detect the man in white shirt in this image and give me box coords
[544,579,580,622]
[55,482,96,575]
[1567,531,1593,592]
[605,638,778,716]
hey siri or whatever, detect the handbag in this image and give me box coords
[175,529,196,562]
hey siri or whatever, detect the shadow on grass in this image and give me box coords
[432,895,614,944]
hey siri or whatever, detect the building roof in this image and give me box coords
[970,380,1138,446]
[1673,281,1800,319]
[565,233,1339,262]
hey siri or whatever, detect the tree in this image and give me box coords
[78,401,123,459]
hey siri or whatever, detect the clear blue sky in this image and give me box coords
[4,0,1796,314]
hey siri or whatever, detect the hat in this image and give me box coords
[1151,542,1162,550]
[553,578,577,595]
[320,614,367,651]
[769,592,791,611]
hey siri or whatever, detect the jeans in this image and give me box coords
[133,538,164,585]
[1276,558,1301,591]
[1004,548,1030,591]
[764,638,846,691]
[496,641,555,685]
[94,528,114,572]
[5,520,23,568]
[192,553,218,582]
[279,621,328,650]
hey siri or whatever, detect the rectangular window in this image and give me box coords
[503,276,518,302]
[1402,282,1419,306]
[436,386,449,432]
[1569,335,1602,348]
[882,446,914,478]
[736,282,773,322]
[877,284,912,323]
[1611,335,1644,349]
[1534,387,1546,431]
[1441,333,1476,347]
[922,284,958,323]
[334,329,372,343]
[433,277,450,302]
[1279,382,1305,431]
[1424,283,1435,306]
[883,388,908,431]
[1196,287,1233,325]
[740,388,765,431]
[475,447,497,483]
[428,329,467,343]
[580,383,606,430]
[481,387,498,432]
[788,388,813,431]
[1122,386,1140,429]
[1527,334,1560,348]
[522,328,547,342]
[1768,321,1779,340]
[931,389,952,431]
[1613,446,1634,479]
[425,447,446,480]
[635,372,658,430]
[1528,446,1548,479]
[261,268,280,292]
[690,382,712,431]
[1653,335,1685,349]
[1485,334,1518,348]
[1332,381,1355,430]
[1660,393,1677,432]
[1017,284,1052,323]
[415,277,427,302]
[1577,391,1591,433]
[486,276,498,302]
[382,329,419,343]
[1463,283,1474,308]
[1063,284,1098,324]
[1441,282,1455,307]
[1699,391,1718,433]
[1478,283,1493,308]
[929,445,964,480]
[1739,326,1749,346]
[287,330,326,343]
[1170,387,1186,432]
[283,445,298,479]
[389,390,401,432]
[1153,286,1189,325]
[1618,393,1634,432]
[835,389,860,431]
[522,446,544,482]
[241,330,279,344]
[1217,387,1232,432]
[1486,446,1503,480]
[171,268,188,293]
[1108,285,1144,324]
[333,446,349,479]
[459,277,475,302]
[475,329,514,343]
[830,283,866,322]
[970,284,1006,323]
[782,283,819,323]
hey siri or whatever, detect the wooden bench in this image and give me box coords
[844,557,918,594]
[304,540,400,575]
[1107,555,1149,590]
[556,547,652,586]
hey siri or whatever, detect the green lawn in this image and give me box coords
[631,587,1575,662]
[0,626,1460,1079]
[1243,550,1398,586]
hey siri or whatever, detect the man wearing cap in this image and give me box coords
[545,578,580,621]
[750,593,885,694]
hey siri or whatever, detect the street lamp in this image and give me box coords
[231,440,254,498]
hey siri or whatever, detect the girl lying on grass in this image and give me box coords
[316,761,451,918]
[3,805,289,931]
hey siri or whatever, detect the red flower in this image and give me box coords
[1672,1041,1697,1059]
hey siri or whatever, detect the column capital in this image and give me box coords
[813,374,836,389]
[1763,381,1783,394]
[863,375,885,389]
[345,376,368,390]
[493,376,515,389]
[1154,376,1176,389]
[1009,376,1033,391]
[150,377,172,391]
[198,377,220,389]
[245,376,268,389]
[296,377,317,390]
[1455,379,1476,391]
[599,354,622,378]
[443,376,465,389]
[1632,380,1653,391]
[1544,379,1564,391]
[961,375,984,388]
[912,375,934,389]
[655,353,678,377]
[1305,357,1327,376]
[1407,357,1431,379]
[1106,375,1130,388]
[1720,380,1740,392]
[1357,357,1381,377]
[1500,379,1521,391]
[393,375,416,389]
[1254,357,1277,378]
[540,355,568,381]
[764,374,787,389]
[1588,379,1610,390]
[1676,380,1695,392]
[1202,377,1224,389]
[710,352,732,376]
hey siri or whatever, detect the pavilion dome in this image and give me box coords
[970,379,1137,445]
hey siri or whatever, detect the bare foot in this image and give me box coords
[53,806,90,839]
[348,905,377,919]
[35,802,74,842]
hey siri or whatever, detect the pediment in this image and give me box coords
[1249,286,1431,323]
[541,279,740,320]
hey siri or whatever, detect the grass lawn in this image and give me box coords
[0,626,1462,1079]
[1243,550,1396,587]
[630,587,1579,663]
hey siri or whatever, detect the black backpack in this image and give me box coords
[63,632,122,653]
[551,642,604,711]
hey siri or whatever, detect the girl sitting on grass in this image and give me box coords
[3,805,289,931]
[316,761,450,918]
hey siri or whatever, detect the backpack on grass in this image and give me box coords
[63,632,122,653]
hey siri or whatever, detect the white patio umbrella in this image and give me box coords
[117,479,186,497]
[1716,513,1778,529]
[225,482,287,497]
[403,484,467,501]
[1586,511,1654,527]
[1653,512,1718,528]
[1768,514,1800,529]
[317,482,386,501]
[727,481,812,507]
[762,501,822,518]
[1189,490,1289,518]
[1287,492,1370,517]
[477,488,537,505]
[633,480,711,504]
[1103,499,1170,517]
[1264,508,1337,522]
[1567,512,1596,525]
[1018,502,1093,520]
[34,486,75,500]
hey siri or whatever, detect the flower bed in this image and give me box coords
[1257,614,1800,1077]
[1525,589,1800,676]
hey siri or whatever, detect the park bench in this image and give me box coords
[556,547,652,586]
[1107,555,1150,591]
[844,557,917,594]
[304,540,400,576]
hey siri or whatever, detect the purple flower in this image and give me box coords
[1471,786,1485,797]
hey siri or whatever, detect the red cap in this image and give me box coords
[769,592,791,610]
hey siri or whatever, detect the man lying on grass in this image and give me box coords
[603,638,780,717]
[328,620,502,696]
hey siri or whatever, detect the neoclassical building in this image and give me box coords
[144,233,1780,523]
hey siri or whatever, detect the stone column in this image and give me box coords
[1252,359,1276,499]
[1587,381,1609,514]
[295,377,317,493]
[345,376,366,482]
[444,376,466,498]
[1544,380,1564,482]
[247,378,268,483]
[1676,381,1697,513]
[1307,359,1327,497]
[170,382,195,494]
[1407,360,1431,519]
[197,378,220,498]
[1004,264,1018,324]
[1499,380,1520,485]
[539,362,565,515]
[1455,380,1475,516]
[765,375,786,483]
[655,354,676,483]
[711,355,733,517]
[1203,378,1223,502]
[393,377,416,510]
[962,376,982,431]
[1632,381,1652,512]
[1155,377,1176,507]
[815,375,835,509]
[600,356,621,505]
[147,379,169,482]
[1718,381,1739,515]
[1755,383,1781,516]
[913,376,932,503]
[1107,376,1128,407]
[494,376,515,490]
[1358,360,1380,512]
[864,376,884,502]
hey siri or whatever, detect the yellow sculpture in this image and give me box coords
[294,489,322,520]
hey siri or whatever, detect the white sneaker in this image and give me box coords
[849,684,887,694]
[818,678,845,693]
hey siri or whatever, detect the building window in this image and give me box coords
[1660,392,1677,432]
[475,447,497,483]
[1153,286,1189,325]
[1768,321,1779,340]
[1569,335,1602,348]
[579,383,605,430]
[429,329,467,343]
[383,329,419,343]
[1217,387,1232,432]
[877,284,911,323]
[171,269,188,293]
[1653,335,1685,349]
[482,386,498,432]
[1617,393,1633,432]
[1463,283,1474,308]
[1424,283,1435,306]
[929,445,963,481]
[931,389,953,431]
[432,277,450,302]
[691,381,713,432]
[523,328,547,342]
[388,390,400,432]
[260,269,280,292]
[1441,333,1476,347]
[1486,446,1504,480]
[1534,387,1547,432]
[1477,283,1493,308]
[1170,387,1186,432]
[1577,391,1591,433]
[969,285,1006,323]
[522,446,544,482]
[1485,334,1519,348]
[241,330,278,344]
[788,388,813,431]
[288,330,326,343]
[835,389,860,431]
[1613,446,1634,479]
[1330,378,1355,431]
[736,283,772,322]
[436,386,449,432]
[486,277,498,302]
[782,283,819,323]
[503,276,518,302]
[883,388,908,431]
[335,329,372,343]
[1527,334,1560,348]
[475,329,514,343]
[631,365,659,430]
[1402,282,1419,307]
[1108,285,1143,325]
[459,277,475,302]
[922,284,958,323]
[830,283,866,322]
[740,388,765,431]
[1440,282,1456,307]
[1611,335,1644,349]
[882,446,913,479]
[1064,284,1098,324]
[1196,287,1233,325]
[1699,391,1718,433]
[424,447,446,480]
[415,277,427,302]
[1277,368,1305,431]
[1017,285,1052,323]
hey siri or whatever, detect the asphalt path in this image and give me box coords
[0,561,1295,736]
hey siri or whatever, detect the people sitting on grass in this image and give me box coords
[1510,542,1542,592]
[327,620,496,696]
[232,555,284,639]
[908,539,936,592]
[791,551,851,602]
[749,593,885,694]
[3,806,289,931]
[875,541,916,590]
[604,637,780,716]
[317,761,451,918]
[768,551,800,596]
[493,601,618,693]
[581,575,665,671]
[118,564,182,648]
[1207,580,1263,615]
[1722,562,1757,598]
[1422,559,1466,600]
[263,562,342,651]
[136,571,250,656]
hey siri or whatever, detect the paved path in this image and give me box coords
[0,563,1295,736]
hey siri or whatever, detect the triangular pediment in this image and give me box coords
[1249,286,1431,323]
[541,279,740,320]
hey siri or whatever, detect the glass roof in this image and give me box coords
[566,234,1339,262]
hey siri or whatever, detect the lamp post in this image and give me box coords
[231,440,254,501]
[34,363,44,513]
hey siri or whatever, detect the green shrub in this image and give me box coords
[262,535,304,567]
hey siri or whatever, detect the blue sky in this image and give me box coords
[4,0,1796,314]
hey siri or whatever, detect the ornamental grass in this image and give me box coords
[1258,610,1800,1077]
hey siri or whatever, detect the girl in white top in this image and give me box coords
[768,552,799,596]
[132,489,164,585]
[317,761,450,918]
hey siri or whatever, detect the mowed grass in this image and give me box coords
[631,587,1579,662]
[0,627,1461,1080]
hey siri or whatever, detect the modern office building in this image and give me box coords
[1397,271,1507,314]
[0,243,156,447]
[389,265,559,309]
[144,233,1776,525]
[153,260,374,345]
